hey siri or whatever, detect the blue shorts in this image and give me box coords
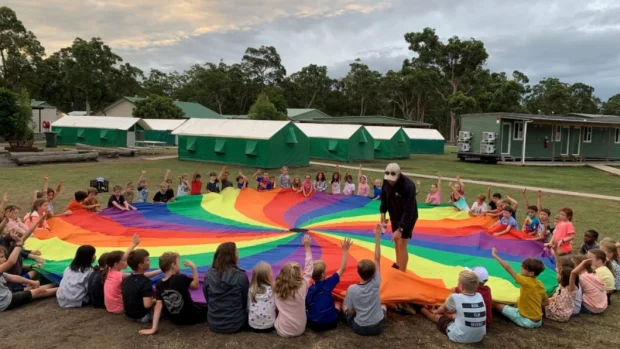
[21,273,31,279]
[502,305,542,328]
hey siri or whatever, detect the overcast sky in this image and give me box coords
[7,0,620,99]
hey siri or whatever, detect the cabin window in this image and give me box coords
[615,129,620,144]
[583,127,592,143]
[513,122,524,140]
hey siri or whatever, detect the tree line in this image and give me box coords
[1,6,619,142]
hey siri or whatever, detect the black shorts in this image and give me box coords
[436,315,453,336]
[345,309,387,336]
[307,319,339,332]
[6,290,33,311]
[391,225,413,239]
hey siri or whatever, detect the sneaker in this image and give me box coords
[395,303,417,315]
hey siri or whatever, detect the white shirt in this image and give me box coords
[247,285,276,329]
[445,292,486,343]
[470,201,488,214]
[343,182,356,196]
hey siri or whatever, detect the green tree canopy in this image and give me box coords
[248,93,286,120]
[602,94,620,115]
[0,87,31,140]
[132,96,184,119]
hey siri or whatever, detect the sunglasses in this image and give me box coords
[385,171,397,176]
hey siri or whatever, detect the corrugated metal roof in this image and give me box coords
[403,128,445,140]
[52,115,140,130]
[139,119,187,131]
[105,97,223,119]
[567,113,620,118]
[364,126,403,140]
[302,115,431,127]
[462,112,620,125]
[295,123,362,139]
[172,119,293,140]
[68,111,87,116]
[287,109,316,117]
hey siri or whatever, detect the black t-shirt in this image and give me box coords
[156,274,206,325]
[121,274,153,319]
[88,270,105,308]
[221,179,234,191]
[153,190,173,203]
[108,194,126,208]
[206,180,220,193]
[489,201,497,211]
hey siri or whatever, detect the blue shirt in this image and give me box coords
[500,216,519,230]
[306,273,340,324]
[373,186,382,199]
[136,187,148,203]
[523,216,540,234]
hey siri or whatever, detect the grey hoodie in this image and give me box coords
[203,267,249,333]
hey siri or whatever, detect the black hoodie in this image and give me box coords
[203,266,249,333]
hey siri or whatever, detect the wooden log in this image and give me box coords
[76,143,135,157]
[10,150,80,159]
[15,151,99,165]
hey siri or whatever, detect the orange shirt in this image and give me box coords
[66,200,85,212]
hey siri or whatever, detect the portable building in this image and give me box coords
[364,126,411,159]
[295,123,374,162]
[51,116,141,147]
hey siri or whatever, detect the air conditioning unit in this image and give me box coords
[482,132,496,142]
[458,142,471,152]
[481,143,496,154]
[458,131,471,141]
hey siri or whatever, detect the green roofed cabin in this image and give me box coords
[301,115,431,128]
[136,119,187,146]
[172,119,310,168]
[51,115,141,147]
[286,109,331,121]
[295,123,375,162]
[458,112,620,163]
[403,128,445,154]
[364,126,411,159]
[96,96,223,119]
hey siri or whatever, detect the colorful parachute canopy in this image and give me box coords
[27,189,557,305]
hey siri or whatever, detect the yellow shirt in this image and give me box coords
[515,274,547,321]
[595,266,615,292]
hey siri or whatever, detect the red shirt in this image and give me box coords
[66,200,85,212]
[455,285,492,328]
[191,180,203,195]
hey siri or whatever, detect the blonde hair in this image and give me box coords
[250,262,273,303]
[312,260,326,281]
[274,262,303,300]
[600,237,616,244]
[459,270,479,293]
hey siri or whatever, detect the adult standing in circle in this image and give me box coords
[379,163,418,272]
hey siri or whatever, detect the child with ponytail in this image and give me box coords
[23,199,51,231]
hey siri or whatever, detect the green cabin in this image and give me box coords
[173,119,310,168]
[402,128,445,154]
[136,119,187,146]
[364,126,411,159]
[51,116,141,147]
[459,113,620,162]
[296,123,375,162]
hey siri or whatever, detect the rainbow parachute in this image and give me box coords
[27,189,557,304]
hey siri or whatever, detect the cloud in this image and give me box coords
[5,0,620,99]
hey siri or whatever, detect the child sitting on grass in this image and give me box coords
[248,262,276,332]
[545,208,575,256]
[23,198,52,231]
[177,174,189,197]
[453,266,492,328]
[123,182,135,204]
[122,248,162,322]
[314,172,327,193]
[486,186,501,211]
[468,194,488,217]
[42,175,63,216]
[421,270,486,344]
[292,176,302,193]
[343,172,356,196]
[572,255,607,314]
[139,253,205,335]
[425,174,442,205]
[545,244,579,322]
[301,175,314,197]
[491,247,548,328]
[274,234,313,338]
[372,179,382,200]
[587,249,614,304]
[108,185,136,211]
[306,237,352,332]
[83,187,101,212]
[236,171,248,189]
[279,166,291,189]
[600,240,620,292]
[3,232,43,292]
[153,182,173,203]
[136,169,149,203]
[254,170,272,192]
[448,174,465,204]
[331,166,341,194]
[206,172,219,193]
[357,165,370,197]
[57,244,97,308]
[491,207,519,237]
[0,215,57,312]
[580,230,599,254]
[66,190,99,212]
[103,234,141,314]
[343,225,387,336]
[87,252,109,309]
[191,167,205,195]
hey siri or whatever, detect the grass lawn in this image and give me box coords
[1,154,620,348]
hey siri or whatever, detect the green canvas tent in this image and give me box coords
[51,116,141,147]
[137,119,187,145]
[295,123,374,162]
[402,128,445,154]
[364,126,411,159]
[172,119,310,168]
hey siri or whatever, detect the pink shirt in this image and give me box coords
[6,218,28,235]
[552,221,575,254]
[23,211,50,230]
[104,270,124,313]
[426,192,441,205]
[580,273,607,313]
[302,181,312,192]
[274,250,313,338]
[357,183,370,197]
